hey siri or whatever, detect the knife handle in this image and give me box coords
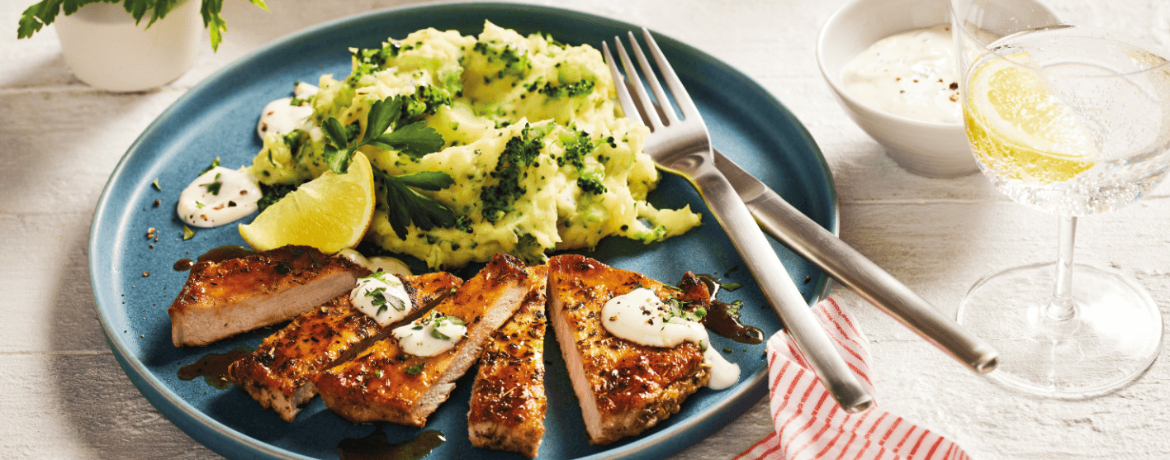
[691,164,874,413]
[713,153,998,374]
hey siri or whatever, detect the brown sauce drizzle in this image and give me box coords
[706,300,765,344]
[337,429,445,460]
[689,274,765,344]
[197,245,257,263]
[173,258,195,271]
[173,245,256,271]
[177,346,253,389]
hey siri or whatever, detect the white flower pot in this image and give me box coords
[55,0,201,92]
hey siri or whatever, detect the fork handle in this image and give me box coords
[692,163,874,413]
[713,151,999,374]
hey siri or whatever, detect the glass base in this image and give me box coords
[957,262,1163,399]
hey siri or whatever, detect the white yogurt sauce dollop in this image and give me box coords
[337,249,413,277]
[601,288,741,390]
[256,82,319,139]
[176,166,262,227]
[840,25,966,124]
[393,311,468,357]
[351,272,415,327]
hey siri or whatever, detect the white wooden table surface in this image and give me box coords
[3,0,1169,458]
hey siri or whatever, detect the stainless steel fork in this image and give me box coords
[603,29,873,412]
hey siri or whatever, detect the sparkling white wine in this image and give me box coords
[964,26,1170,215]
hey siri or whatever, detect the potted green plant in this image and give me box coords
[17,0,268,91]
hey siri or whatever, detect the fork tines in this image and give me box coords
[603,29,703,133]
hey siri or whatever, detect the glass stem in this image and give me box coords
[1047,215,1078,321]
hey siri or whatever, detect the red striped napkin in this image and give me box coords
[735,297,969,460]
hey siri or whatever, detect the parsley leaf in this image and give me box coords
[404,363,425,375]
[182,225,195,240]
[430,327,451,341]
[392,171,455,191]
[363,97,402,144]
[371,121,444,158]
[375,169,457,240]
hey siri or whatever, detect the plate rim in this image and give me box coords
[88,2,839,459]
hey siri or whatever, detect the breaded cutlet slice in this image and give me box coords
[228,272,461,422]
[547,254,710,445]
[467,264,549,458]
[317,254,542,427]
[169,245,365,346]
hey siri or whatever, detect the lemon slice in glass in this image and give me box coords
[965,52,1098,183]
[240,152,376,253]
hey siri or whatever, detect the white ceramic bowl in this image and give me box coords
[816,0,1057,178]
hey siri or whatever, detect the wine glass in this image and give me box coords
[950,0,1170,398]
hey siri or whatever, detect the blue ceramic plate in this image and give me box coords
[89,3,838,459]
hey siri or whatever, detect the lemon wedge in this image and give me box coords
[965,53,1097,183]
[240,153,376,253]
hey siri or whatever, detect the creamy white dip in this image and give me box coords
[840,25,965,124]
[256,82,319,139]
[393,311,467,357]
[176,166,262,228]
[351,272,414,327]
[337,249,413,277]
[601,288,741,390]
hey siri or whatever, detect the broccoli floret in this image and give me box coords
[481,125,544,222]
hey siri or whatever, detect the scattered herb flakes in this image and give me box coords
[152,178,161,191]
[404,363,425,375]
[182,225,195,240]
[721,282,743,292]
[722,347,733,353]
[202,173,223,195]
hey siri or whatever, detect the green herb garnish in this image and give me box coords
[321,95,445,173]
[182,225,195,240]
[721,282,743,292]
[404,363,425,375]
[201,173,223,195]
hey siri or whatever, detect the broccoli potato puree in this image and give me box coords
[249,22,701,268]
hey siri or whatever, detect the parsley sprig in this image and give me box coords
[318,95,459,240]
[321,96,444,173]
[17,0,269,51]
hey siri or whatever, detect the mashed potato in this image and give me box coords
[249,22,701,269]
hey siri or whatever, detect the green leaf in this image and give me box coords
[372,121,444,158]
[321,117,348,149]
[377,170,456,239]
[721,282,743,292]
[182,225,195,240]
[362,97,402,144]
[430,327,450,341]
[322,146,352,174]
[393,171,455,191]
[404,363,425,375]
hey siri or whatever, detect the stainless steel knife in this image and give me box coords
[713,149,998,374]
